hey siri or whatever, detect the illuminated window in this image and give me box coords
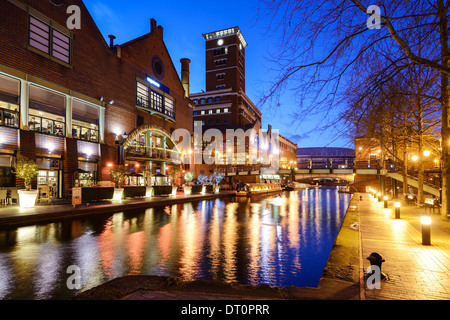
[28,16,71,64]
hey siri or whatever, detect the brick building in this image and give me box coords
[190,27,265,176]
[0,0,194,197]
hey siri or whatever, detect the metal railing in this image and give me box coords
[29,115,65,137]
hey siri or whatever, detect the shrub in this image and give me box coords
[13,155,38,191]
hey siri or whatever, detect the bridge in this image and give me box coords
[224,167,440,197]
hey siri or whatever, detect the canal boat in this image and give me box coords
[285,182,310,191]
[235,190,249,197]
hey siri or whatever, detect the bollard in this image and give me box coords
[383,196,388,208]
[421,216,431,245]
[394,202,401,219]
[367,252,386,280]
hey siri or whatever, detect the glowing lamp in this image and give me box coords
[112,188,124,201]
[421,216,431,245]
[18,190,39,208]
[421,216,431,225]
[394,202,401,219]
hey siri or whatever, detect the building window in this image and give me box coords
[29,85,65,137]
[224,108,229,113]
[208,120,212,126]
[213,47,228,55]
[193,99,198,105]
[136,82,149,108]
[72,99,99,143]
[164,96,175,119]
[216,119,220,125]
[224,118,228,124]
[28,16,71,64]
[215,96,221,102]
[0,74,20,128]
[217,73,225,80]
[151,90,163,113]
[215,59,227,66]
[193,111,198,116]
[208,110,213,114]
[217,85,225,90]
[200,98,206,104]
[201,110,205,115]
[216,109,221,114]
[207,97,213,103]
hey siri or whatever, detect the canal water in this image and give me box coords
[0,187,351,300]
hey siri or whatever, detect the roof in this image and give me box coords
[297,147,355,157]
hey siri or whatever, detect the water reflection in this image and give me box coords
[0,187,350,300]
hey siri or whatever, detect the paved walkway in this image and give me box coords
[359,193,450,300]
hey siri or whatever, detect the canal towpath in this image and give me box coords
[359,193,450,300]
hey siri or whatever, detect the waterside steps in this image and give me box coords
[385,172,440,197]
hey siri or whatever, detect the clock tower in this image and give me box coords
[202,27,247,93]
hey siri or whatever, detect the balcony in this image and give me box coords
[29,115,65,137]
[136,97,175,121]
[126,145,179,161]
[0,108,19,128]
[72,124,99,143]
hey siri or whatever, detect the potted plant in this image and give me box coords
[110,165,127,201]
[144,170,153,197]
[168,166,181,196]
[197,174,209,194]
[183,171,195,195]
[212,171,224,193]
[13,154,39,208]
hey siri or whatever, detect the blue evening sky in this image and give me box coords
[83,0,352,149]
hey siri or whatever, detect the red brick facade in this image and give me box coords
[0,0,194,195]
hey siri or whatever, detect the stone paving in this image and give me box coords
[359,193,450,300]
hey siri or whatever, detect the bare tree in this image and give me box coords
[258,0,450,219]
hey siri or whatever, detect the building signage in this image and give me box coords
[72,187,82,207]
[146,75,170,94]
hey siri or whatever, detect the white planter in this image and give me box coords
[113,188,124,201]
[145,187,153,198]
[184,186,192,195]
[18,189,39,208]
[171,186,178,196]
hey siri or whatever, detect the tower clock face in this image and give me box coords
[218,39,224,46]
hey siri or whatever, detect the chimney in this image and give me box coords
[150,18,157,33]
[150,18,163,38]
[108,35,116,49]
[180,58,191,98]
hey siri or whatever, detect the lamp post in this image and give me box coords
[394,202,401,219]
[377,192,382,202]
[383,196,388,208]
[421,216,431,245]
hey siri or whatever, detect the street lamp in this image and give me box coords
[394,202,401,219]
[421,216,431,245]
[383,195,388,208]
